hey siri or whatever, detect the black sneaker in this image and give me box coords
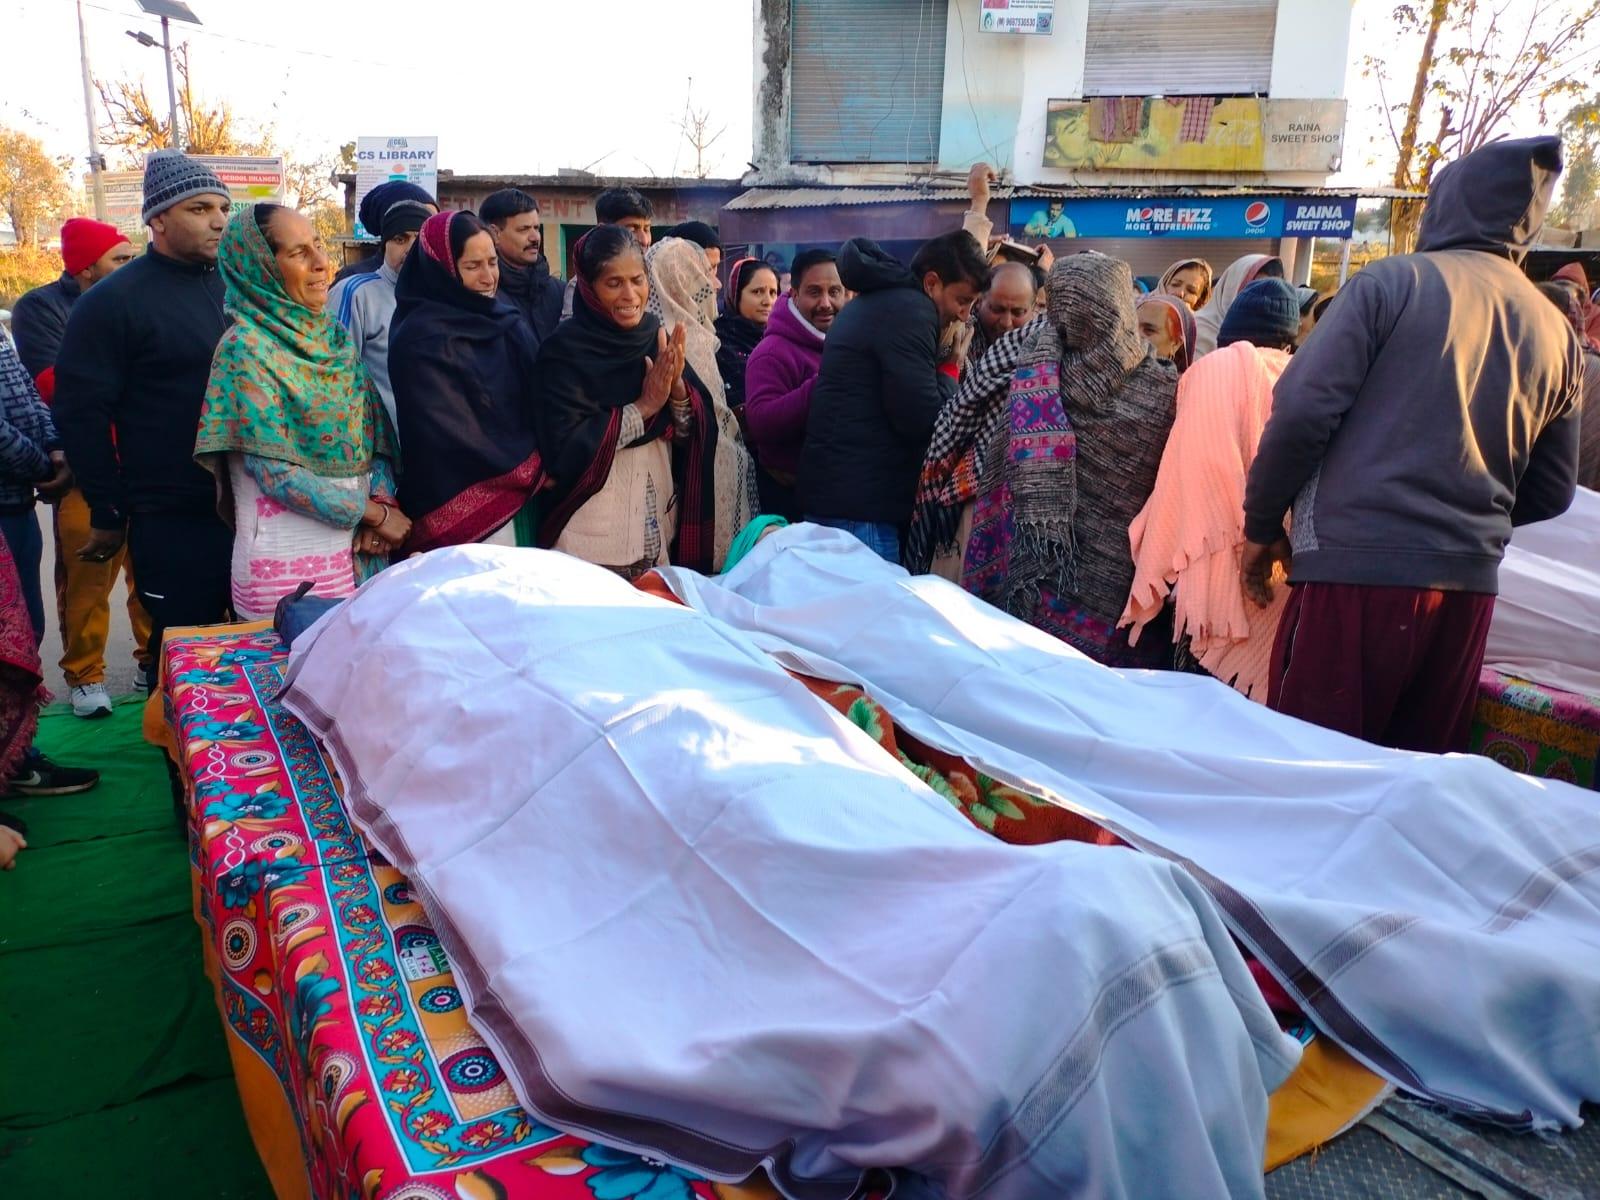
[7,754,100,797]
[133,664,156,694]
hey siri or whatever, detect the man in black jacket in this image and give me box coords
[798,233,989,562]
[480,188,564,344]
[54,150,234,660]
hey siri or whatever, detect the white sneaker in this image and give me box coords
[70,683,114,719]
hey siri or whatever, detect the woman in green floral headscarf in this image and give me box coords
[196,203,404,619]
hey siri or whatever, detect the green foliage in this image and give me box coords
[0,244,64,309]
[0,127,71,247]
[1553,93,1600,230]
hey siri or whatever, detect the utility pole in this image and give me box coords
[136,2,202,150]
[160,16,180,148]
[77,0,108,219]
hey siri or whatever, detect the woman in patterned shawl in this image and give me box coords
[906,253,1179,667]
[645,237,759,570]
[196,203,402,620]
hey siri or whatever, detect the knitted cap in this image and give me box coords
[141,150,229,224]
[1219,279,1302,348]
[379,199,432,242]
[60,217,130,275]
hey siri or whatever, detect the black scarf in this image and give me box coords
[388,238,543,552]
[533,290,721,572]
[713,312,765,410]
[497,254,563,344]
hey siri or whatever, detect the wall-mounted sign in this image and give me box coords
[93,156,285,236]
[94,171,147,237]
[1009,195,1358,240]
[980,0,1055,34]
[354,136,439,238]
[1043,97,1265,172]
[1262,100,1348,173]
[1042,97,1349,174]
[191,155,286,203]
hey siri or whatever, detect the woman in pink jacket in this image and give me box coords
[742,249,847,519]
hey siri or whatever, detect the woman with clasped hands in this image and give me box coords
[532,224,723,577]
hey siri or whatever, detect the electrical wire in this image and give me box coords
[82,3,397,69]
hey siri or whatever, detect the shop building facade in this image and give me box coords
[731,0,1380,282]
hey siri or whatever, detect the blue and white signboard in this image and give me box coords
[1010,196,1358,240]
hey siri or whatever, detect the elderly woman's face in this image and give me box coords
[594,247,649,328]
[1136,300,1179,359]
[267,208,332,312]
[455,231,500,297]
[1166,266,1207,310]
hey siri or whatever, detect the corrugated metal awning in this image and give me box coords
[726,185,1419,212]
[724,187,1002,211]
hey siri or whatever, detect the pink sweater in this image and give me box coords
[743,294,824,478]
[1121,342,1293,700]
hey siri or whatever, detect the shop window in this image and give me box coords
[789,0,949,163]
[1084,0,1279,97]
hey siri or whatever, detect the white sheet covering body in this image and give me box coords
[281,547,1299,1200]
[1486,486,1600,696]
[661,525,1600,1131]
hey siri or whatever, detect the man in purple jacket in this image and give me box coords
[743,248,848,519]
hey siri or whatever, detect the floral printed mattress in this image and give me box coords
[164,624,783,1200]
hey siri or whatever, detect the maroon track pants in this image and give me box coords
[1267,582,1496,755]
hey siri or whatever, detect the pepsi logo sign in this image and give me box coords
[1244,201,1271,229]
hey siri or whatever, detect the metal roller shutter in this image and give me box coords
[789,0,949,163]
[1083,0,1279,97]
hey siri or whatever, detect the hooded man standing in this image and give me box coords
[1241,136,1583,754]
[798,233,989,562]
[54,150,236,662]
[480,188,564,344]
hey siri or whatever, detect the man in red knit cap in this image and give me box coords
[11,218,146,719]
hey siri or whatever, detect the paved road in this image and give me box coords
[37,508,144,702]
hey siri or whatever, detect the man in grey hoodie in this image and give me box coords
[1240,136,1582,754]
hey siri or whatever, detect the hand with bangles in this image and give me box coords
[356,499,411,556]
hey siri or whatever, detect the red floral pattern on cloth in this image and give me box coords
[164,627,801,1200]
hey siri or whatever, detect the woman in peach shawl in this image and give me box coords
[1121,280,1302,699]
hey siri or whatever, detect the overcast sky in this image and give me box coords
[0,0,1578,190]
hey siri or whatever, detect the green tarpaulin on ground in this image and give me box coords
[0,699,272,1198]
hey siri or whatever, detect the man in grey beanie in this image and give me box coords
[55,149,236,696]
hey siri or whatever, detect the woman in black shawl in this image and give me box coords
[534,225,720,576]
[713,257,779,414]
[389,210,543,552]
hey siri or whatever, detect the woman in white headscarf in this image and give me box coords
[1192,253,1284,358]
[645,237,760,569]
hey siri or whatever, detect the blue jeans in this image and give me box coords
[806,516,900,564]
[0,508,44,646]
